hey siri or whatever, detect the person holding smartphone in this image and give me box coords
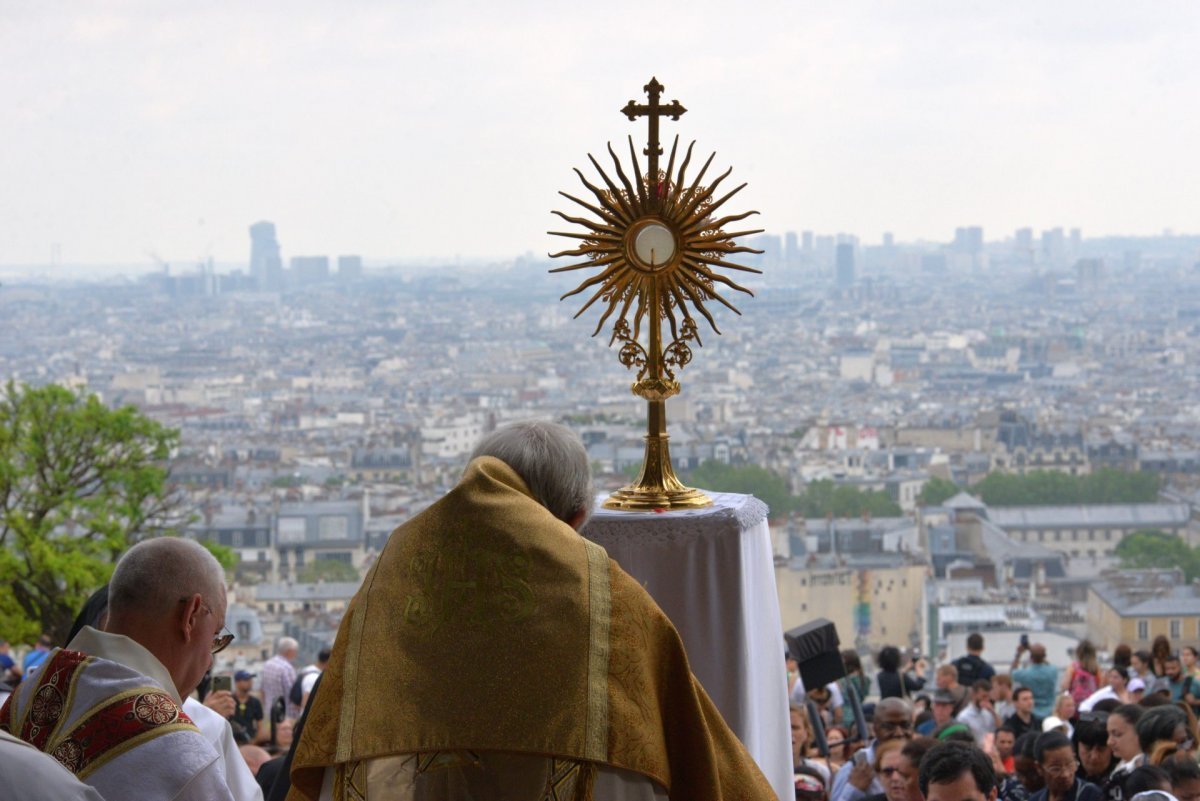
[1012,639,1060,719]
[230,670,266,745]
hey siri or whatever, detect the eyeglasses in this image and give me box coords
[880,767,902,776]
[1042,760,1078,776]
[179,597,235,655]
[877,720,914,732]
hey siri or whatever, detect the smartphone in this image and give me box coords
[854,750,868,767]
[212,674,232,693]
[1019,633,1029,648]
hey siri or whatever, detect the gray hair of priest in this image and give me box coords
[470,420,594,524]
[108,537,225,618]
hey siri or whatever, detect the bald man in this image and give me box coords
[0,537,235,800]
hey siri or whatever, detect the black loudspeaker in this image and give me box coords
[785,618,845,689]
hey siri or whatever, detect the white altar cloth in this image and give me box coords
[583,491,791,801]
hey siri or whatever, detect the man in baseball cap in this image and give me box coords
[231,670,264,745]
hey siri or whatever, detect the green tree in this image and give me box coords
[917,477,961,507]
[0,382,182,644]
[1080,468,1160,504]
[297,558,361,583]
[199,540,237,573]
[1113,529,1200,581]
[973,468,1160,507]
[684,460,797,517]
[796,480,902,518]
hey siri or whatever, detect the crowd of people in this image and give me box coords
[9,419,1200,801]
[787,632,1200,801]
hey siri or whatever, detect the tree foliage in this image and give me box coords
[681,461,905,519]
[1114,529,1200,581]
[297,558,361,583]
[685,460,796,516]
[973,468,1160,507]
[795,480,902,519]
[0,383,182,644]
[199,539,237,572]
[918,477,961,507]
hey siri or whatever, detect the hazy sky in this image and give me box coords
[2,1,1197,269]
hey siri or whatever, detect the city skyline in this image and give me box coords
[2,1,1198,268]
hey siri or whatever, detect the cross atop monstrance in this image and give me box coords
[549,77,763,510]
[620,77,686,190]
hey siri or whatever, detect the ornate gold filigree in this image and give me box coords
[548,77,763,510]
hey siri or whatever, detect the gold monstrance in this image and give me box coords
[549,77,763,511]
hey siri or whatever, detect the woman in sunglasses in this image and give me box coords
[862,739,907,801]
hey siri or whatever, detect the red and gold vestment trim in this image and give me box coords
[0,648,199,779]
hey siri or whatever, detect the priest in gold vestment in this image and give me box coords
[287,421,777,801]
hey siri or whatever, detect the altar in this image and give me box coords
[583,492,792,801]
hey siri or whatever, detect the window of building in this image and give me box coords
[1138,620,1149,640]
[318,516,349,541]
[278,517,306,544]
[1171,619,1182,639]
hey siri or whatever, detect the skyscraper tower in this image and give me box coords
[836,243,855,288]
[784,231,799,268]
[249,221,283,290]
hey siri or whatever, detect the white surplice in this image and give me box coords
[0,626,234,801]
[183,696,264,801]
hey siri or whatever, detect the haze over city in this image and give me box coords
[2,1,1198,273]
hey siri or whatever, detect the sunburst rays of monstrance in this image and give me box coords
[549,77,764,511]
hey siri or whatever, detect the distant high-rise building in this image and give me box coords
[1042,227,1066,269]
[290,256,330,286]
[953,226,984,254]
[801,231,814,252]
[784,232,799,268]
[836,243,855,288]
[1014,228,1034,265]
[748,233,781,268]
[815,235,835,271]
[338,255,363,280]
[249,221,283,290]
[882,232,894,248]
